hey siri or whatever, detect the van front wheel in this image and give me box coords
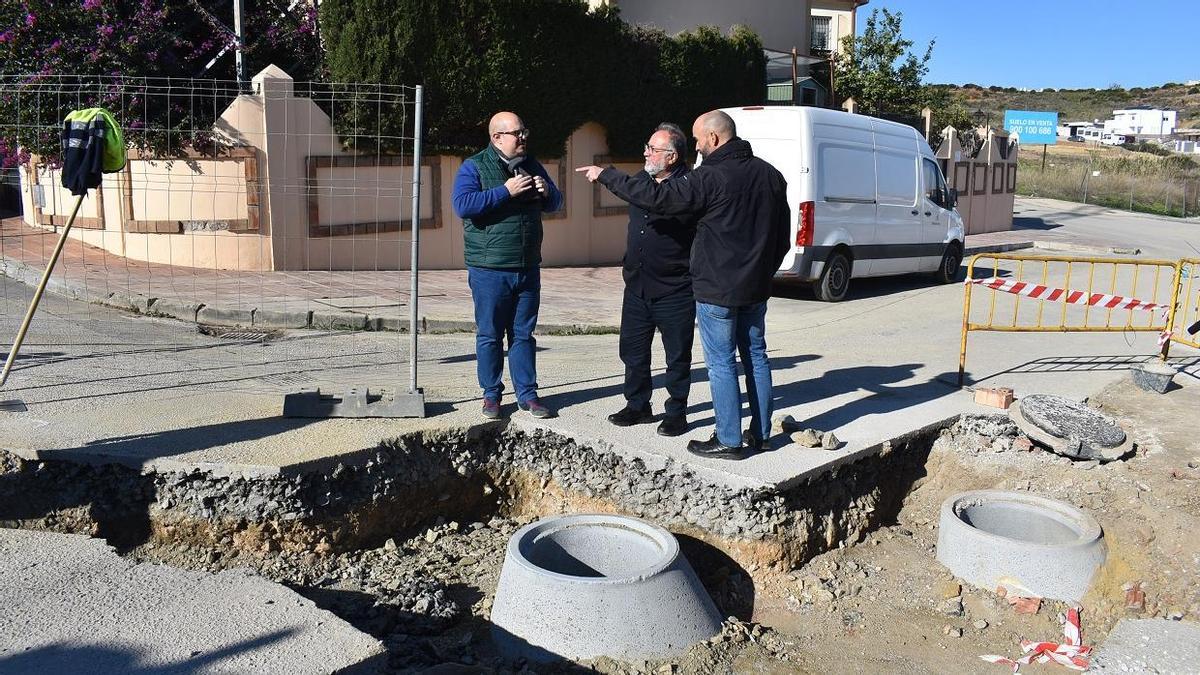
[813,251,851,302]
[934,243,963,284]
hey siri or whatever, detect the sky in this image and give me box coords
[863,1,1200,89]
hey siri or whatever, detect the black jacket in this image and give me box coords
[623,166,697,300]
[599,138,790,307]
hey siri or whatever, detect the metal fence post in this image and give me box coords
[408,84,424,397]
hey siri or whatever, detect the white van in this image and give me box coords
[722,106,966,301]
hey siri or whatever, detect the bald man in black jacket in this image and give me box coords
[578,110,790,460]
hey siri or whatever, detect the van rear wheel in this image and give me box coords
[934,243,963,284]
[813,251,851,302]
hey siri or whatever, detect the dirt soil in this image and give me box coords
[125,373,1200,674]
[751,374,1200,674]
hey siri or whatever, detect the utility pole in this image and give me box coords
[233,0,246,89]
[791,48,799,106]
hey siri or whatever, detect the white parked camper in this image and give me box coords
[721,106,966,301]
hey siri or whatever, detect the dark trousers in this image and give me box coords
[618,285,695,417]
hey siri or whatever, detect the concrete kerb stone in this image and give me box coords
[42,275,77,299]
[312,311,368,331]
[254,308,313,329]
[366,316,434,333]
[101,292,141,312]
[422,319,475,334]
[1031,240,1142,256]
[963,242,1035,256]
[130,295,156,314]
[538,322,621,336]
[148,297,203,323]
[0,256,611,335]
[197,305,255,328]
[80,288,114,305]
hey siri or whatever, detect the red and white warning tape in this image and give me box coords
[968,277,1167,313]
[968,277,1176,346]
[980,607,1091,672]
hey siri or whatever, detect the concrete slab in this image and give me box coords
[1089,618,1200,672]
[3,272,1194,492]
[314,295,405,311]
[198,305,255,327]
[0,528,386,674]
[3,196,1200,493]
[312,311,369,331]
[148,297,202,322]
[254,308,313,329]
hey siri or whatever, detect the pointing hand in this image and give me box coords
[575,166,604,183]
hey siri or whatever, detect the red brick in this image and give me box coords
[974,387,1015,409]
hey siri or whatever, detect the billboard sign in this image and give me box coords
[1004,110,1058,145]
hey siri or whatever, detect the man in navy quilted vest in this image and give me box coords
[451,111,563,420]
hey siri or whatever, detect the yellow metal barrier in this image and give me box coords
[1169,258,1200,351]
[958,252,1183,386]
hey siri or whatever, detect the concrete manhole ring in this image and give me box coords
[1009,394,1133,462]
[935,490,1106,601]
[490,513,722,662]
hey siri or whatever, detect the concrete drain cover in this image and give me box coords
[1009,394,1132,462]
[490,514,722,662]
[936,490,1106,602]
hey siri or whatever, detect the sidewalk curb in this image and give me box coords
[964,240,1144,258]
[963,241,1035,256]
[1030,240,1142,256]
[2,256,620,336]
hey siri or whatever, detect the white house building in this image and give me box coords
[1056,121,1095,138]
[589,0,868,107]
[1103,107,1177,137]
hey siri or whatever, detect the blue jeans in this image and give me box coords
[696,301,772,446]
[468,266,540,404]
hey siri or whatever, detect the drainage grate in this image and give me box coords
[196,324,276,342]
[218,330,272,341]
[257,372,312,386]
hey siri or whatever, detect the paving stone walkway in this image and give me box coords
[0,215,1059,334]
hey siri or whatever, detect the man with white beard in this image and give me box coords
[603,123,698,437]
[579,111,790,459]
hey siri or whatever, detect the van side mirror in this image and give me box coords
[947,188,958,208]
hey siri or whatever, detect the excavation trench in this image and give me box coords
[6,412,1160,672]
[0,420,958,670]
[0,421,951,575]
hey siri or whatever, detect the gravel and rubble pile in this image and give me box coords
[494,430,789,540]
[9,391,1196,672]
[131,515,522,671]
[130,510,819,673]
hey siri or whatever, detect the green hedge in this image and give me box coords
[319,0,765,157]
